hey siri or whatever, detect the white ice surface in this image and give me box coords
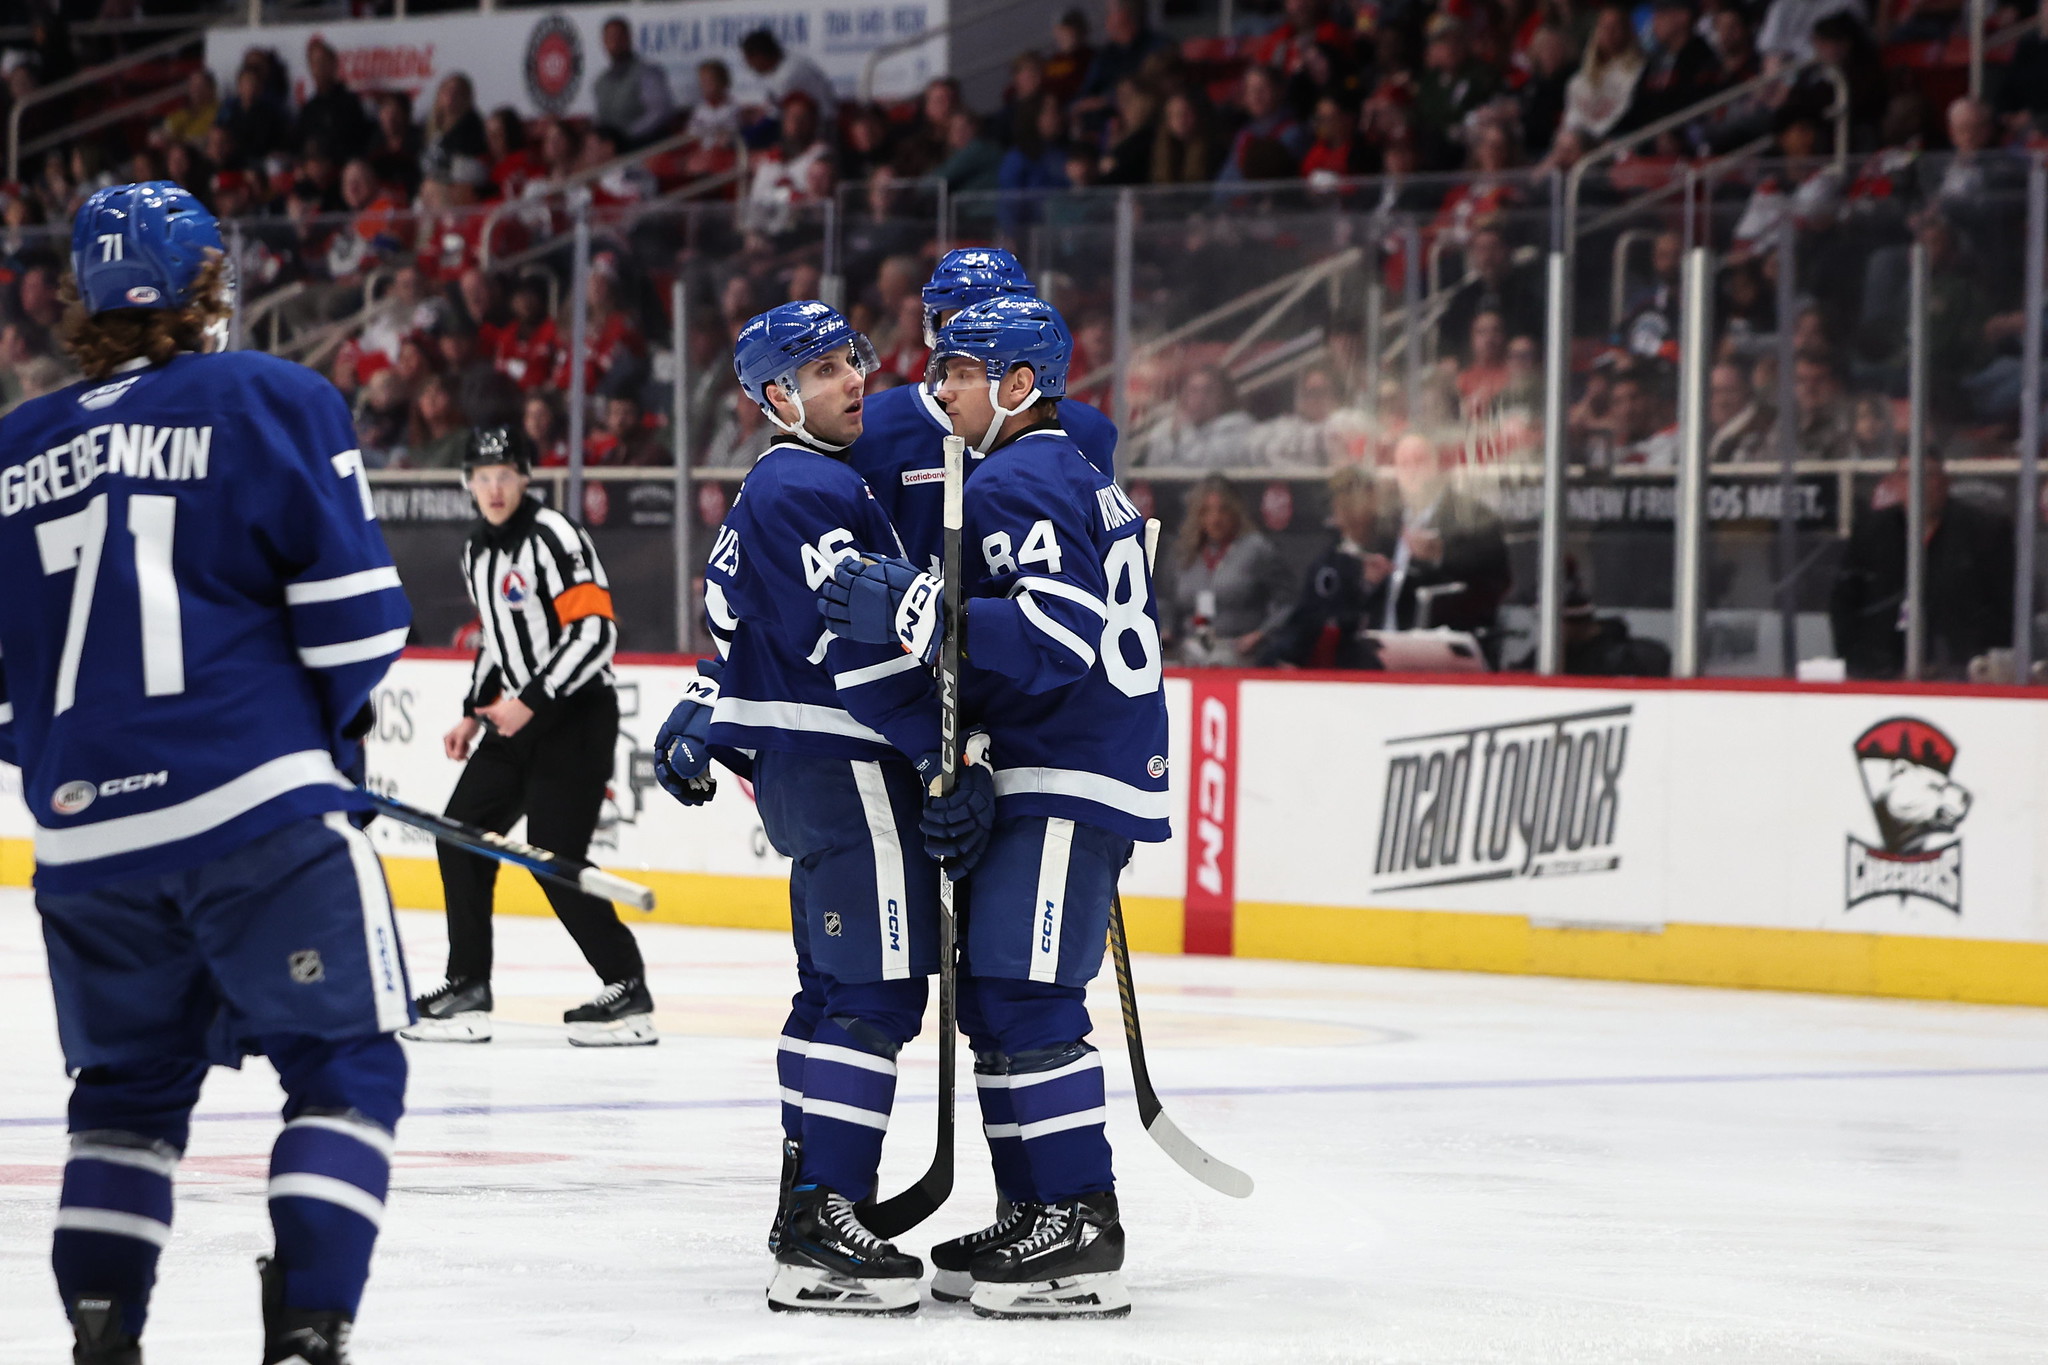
[4,887,2048,1363]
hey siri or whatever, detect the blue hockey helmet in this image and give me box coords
[928,295,1072,450]
[922,247,1035,346]
[71,181,224,315]
[731,300,877,451]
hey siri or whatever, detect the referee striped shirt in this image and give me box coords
[462,497,616,715]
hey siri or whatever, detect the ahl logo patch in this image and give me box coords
[288,950,326,984]
[125,285,162,306]
[823,912,843,938]
[499,567,529,606]
[77,376,142,411]
[1147,755,1168,779]
[51,781,97,816]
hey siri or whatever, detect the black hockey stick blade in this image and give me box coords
[1109,890,1255,1199]
[365,792,657,912]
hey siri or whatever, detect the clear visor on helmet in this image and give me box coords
[924,347,991,399]
[769,333,877,407]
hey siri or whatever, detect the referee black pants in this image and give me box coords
[438,684,646,986]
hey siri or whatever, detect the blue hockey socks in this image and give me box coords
[1008,1042,1115,1202]
[54,1131,180,1339]
[796,1016,901,1202]
[972,1052,1038,1206]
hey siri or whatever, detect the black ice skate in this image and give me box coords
[397,978,492,1043]
[767,1137,801,1254]
[258,1255,352,1364]
[69,1293,140,1364]
[967,1192,1130,1318]
[766,1185,923,1315]
[928,1201,1040,1303]
[564,977,657,1047]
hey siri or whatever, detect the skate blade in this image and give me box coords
[767,1262,921,1315]
[969,1270,1131,1319]
[398,1013,492,1043]
[566,1013,658,1047]
[930,1267,973,1303]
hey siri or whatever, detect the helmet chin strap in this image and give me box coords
[762,379,851,453]
[979,377,1040,453]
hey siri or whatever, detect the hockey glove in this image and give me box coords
[819,557,945,664]
[916,734,995,880]
[340,702,377,829]
[653,660,722,807]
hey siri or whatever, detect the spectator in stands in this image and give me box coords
[1830,453,2012,678]
[10,258,62,340]
[355,263,428,369]
[1730,113,1843,254]
[162,69,218,148]
[1164,475,1296,666]
[1620,0,1720,134]
[0,321,40,412]
[1792,349,1854,459]
[68,142,117,204]
[702,386,774,467]
[353,367,411,468]
[1708,360,1774,462]
[1457,309,1513,414]
[163,142,209,197]
[743,92,831,233]
[1097,77,1159,185]
[1076,0,1168,125]
[486,107,540,198]
[220,64,286,166]
[999,92,1071,231]
[1043,9,1094,103]
[523,392,569,466]
[581,124,657,205]
[874,292,931,381]
[1152,92,1221,184]
[295,37,371,163]
[1414,15,1498,160]
[837,104,894,183]
[366,92,422,199]
[1256,465,1389,669]
[1848,393,1900,461]
[1617,229,1683,360]
[455,265,508,339]
[596,15,676,148]
[1220,65,1306,182]
[326,157,408,285]
[1380,432,1511,640]
[406,373,470,469]
[423,73,489,174]
[1563,4,1645,142]
[1609,366,1680,467]
[1299,95,1366,184]
[556,261,647,399]
[1994,2,2048,135]
[937,107,1004,193]
[429,315,517,429]
[1518,26,1577,157]
[1134,364,1257,467]
[586,393,668,466]
[1438,225,1543,359]
[1756,0,1866,65]
[1561,575,1672,675]
[1252,362,1366,466]
[739,28,836,128]
[684,60,741,165]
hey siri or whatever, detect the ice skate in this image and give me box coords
[929,1201,1039,1303]
[968,1192,1130,1319]
[766,1186,923,1315]
[398,978,492,1043]
[69,1294,140,1364]
[564,978,658,1047]
[767,1138,801,1253]
[258,1255,352,1364]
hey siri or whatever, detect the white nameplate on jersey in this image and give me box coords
[901,467,945,486]
[1097,484,1140,532]
[1,424,213,518]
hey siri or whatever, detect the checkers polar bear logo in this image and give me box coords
[1845,716,1971,914]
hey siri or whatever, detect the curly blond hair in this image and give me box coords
[57,255,233,381]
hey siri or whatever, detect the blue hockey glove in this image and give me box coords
[819,557,945,664]
[654,660,722,806]
[916,734,995,880]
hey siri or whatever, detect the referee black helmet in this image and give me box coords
[464,424,535,475]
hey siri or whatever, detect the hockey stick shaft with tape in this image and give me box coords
[365,792,657,912]
[863,432,965,1239]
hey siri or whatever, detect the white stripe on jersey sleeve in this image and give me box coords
[1017,592,1097,669]
[285,566,404,604]
[35,750,351,865]
[712,696,889,746]
[298,627,411,669]
[832,653,924,689]
[1013,576,1108,618]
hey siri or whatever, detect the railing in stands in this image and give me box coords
[7,27,208,182]
[477,135,748,274]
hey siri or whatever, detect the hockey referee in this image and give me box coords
[402,426,656,1047]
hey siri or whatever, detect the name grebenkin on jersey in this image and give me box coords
[0,423,214,517]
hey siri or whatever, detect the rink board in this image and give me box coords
[3,658,2047,1005]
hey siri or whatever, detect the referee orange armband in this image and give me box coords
[554,583,615,623]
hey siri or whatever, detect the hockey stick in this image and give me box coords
[862,432,966,1239]
[1109,516,1254,1198]
[364,792,657,912]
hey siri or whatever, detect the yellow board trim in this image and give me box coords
[3,838,2040,1006]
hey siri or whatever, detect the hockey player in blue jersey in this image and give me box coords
[820,296,1171,1318]
[844,248,1118,574]
[0,183,413,1363]
[651,300,995,1314]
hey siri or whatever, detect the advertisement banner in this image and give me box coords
[206,1,950,124]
